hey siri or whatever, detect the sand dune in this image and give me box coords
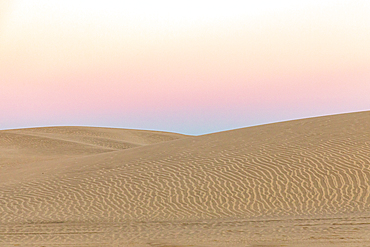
[0,126,186,172]
[2,112,370,246]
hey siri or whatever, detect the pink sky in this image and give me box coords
[1,1,370,134]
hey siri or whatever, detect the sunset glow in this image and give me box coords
[1,0,370,134]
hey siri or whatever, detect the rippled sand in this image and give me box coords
[2,112,370,246]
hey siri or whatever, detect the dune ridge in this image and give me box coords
[1,112,370,246]
[0,126,187,169]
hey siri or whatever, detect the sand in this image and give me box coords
[1,112,370,246]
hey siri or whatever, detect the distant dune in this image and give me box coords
[2,112,370,246]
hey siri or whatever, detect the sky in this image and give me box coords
[1,0,369,134]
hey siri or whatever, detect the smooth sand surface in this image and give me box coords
[2,112,370,246]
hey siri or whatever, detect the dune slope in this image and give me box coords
[1,112,370,246]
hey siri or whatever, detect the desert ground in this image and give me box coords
[2,111,370,246]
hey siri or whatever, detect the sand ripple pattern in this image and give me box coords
[1,112,370,225]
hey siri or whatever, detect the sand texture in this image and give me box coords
[2,112,370,246]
